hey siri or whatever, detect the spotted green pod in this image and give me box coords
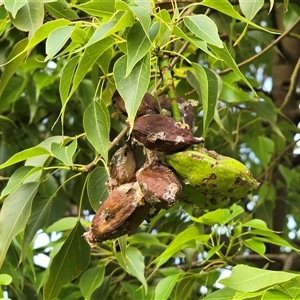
[165,148,260,200]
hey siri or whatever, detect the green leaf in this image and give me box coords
[68,37,115,100]
[210,44,257,96]
[126,22,151,76]
[0,38,27,101]
[243,219,272,231]
[192,63,218,137]
[202,287,236,299]
[86,11,134,48]
[114,53,150,129]
[9,0,44,38]
[20,196,52,264]
[0,274,12,285]
[184,15,223,48]
[83,101,110,163]
[130,6,151,32]
[4,0,26,18]
[262,289,293,300]
[76,0,116,17]
[45,0,79,19]
[175,276,197,300]
[0,147,50,169]
[116,246,147,292]
[45,25,75,61]
[219,265,299,292]
[0,182,39,269]
[46,217,89,233]
[79,264,105,299]
[243,238,268,260]
[59,55,80,106]
[1,166,42,198]
[51,139,77,166]
[249,136,274,169]
[154,274,182,300]
[190,208,231,226]
[154,227,199,268]
[239,0,264,20]
[43,222,91,300]
[87,167,109,211]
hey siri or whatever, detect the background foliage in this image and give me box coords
[0,0,300,299]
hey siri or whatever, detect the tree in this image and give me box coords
[0,0,300,299]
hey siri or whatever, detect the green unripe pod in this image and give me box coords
[165,148,260,203]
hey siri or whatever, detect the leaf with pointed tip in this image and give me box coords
[19,196,52,264]
[4,0,26,18]
[184,15,223,48]
[45,0,79,19]
[0,182,39,269]
[113,53,150,129]
[76,0,116,17]
[239,0,264,20]
[83,101,110,163]
[154,274,183,300]
[192,63,218,137]
[0,147,50,169]
[51,139,77,166]
[43,222,91,300]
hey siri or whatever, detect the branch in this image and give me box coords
[219,16,300,75]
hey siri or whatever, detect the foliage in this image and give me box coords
[0,0,300,299]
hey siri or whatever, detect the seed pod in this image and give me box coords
[131,114,203,153]
[178,181,230,210]
[137,163,182,209]
[165,148,260,199]
[112,91,159,117]
[107,144,137,191]
[82,182,147,246]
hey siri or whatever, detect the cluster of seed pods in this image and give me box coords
[83,92,260,246]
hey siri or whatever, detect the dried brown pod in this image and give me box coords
[159,95,196,129]
[112,91,159,117]
[131,114,204,153]
[106,144,137,192]
[137,163,182,209]
[82,182,148,246]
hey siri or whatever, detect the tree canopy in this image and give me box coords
[0,0,300,299]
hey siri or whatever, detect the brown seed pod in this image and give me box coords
[112,91,159,117]
[131,114,203,153]
[137,163,182,209]
[82,182,148,246]
[106,144,137,192]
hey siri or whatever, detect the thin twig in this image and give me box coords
[219,16,300,75]
[280,56,300,110]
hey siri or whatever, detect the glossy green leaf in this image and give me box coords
[4,0,26,18]
[76,0,116,17]
[190,208,231,226]
[68,37,115,101]
[43,222,91,300]
[239,0,264,20]
[114,53,150,129]
[9,0,44,38]
[219,265,299,292]
[45,0,78,19]
[79,264,105,299]
[0,182,39,269]
[51,139,77,166]
[249,136,274,169]
[46,217,89,233]
[262,289,292,300]
[59,55,80,106]
[130,6,151,32]
[20,196,52,263]
[86,11,134,48]
[0,147,50,169]
[83,101,110,163]
[0,274,12,285]
[243,219,272,231]
[192,63,218,137]
[243,238,268,259]
[0,38,27,101]
[87,167,109,211]
[1,166,42,198]
[184,15,223,48]
[175,276,197,300]
[126,22,151,76]
[154,227,198,268]
[154,274,182,300]
[45,25,75,61]
[210,44,257,96]
[116,246,147,292]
